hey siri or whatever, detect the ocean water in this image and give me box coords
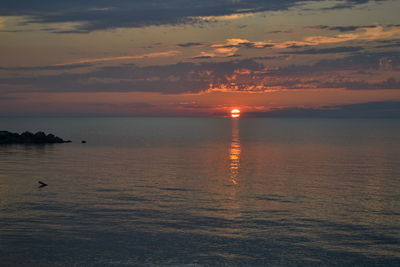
[0,117,400,266]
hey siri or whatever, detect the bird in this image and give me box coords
[38,181,48,188]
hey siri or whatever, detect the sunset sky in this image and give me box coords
[1,0,399,117]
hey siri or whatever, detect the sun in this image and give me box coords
[231,108,241,118]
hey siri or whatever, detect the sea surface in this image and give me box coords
[1,117,400,266]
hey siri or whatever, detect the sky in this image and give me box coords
[0,0,400,117]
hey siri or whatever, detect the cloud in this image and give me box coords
[1,51,398,95]
[0,17,6,29]
[0,59,264,94]
[56,50,180,66]
[177,42,205,47]
[197,13,256,22]
[209,25,400,53]
[321,77,400,90]
[277,25,400,48]
[270,51,400,76]
[320,0,374,10]
[0,51,180,71]
[191,55,213,59]
[0,95,23,100]
[0,51,180,72]
[212,38,274,49]
[305,25,376,32]
[0,64,92,71]
[282,46,364,54]
[245,101,400,118]
[90,102,156,109]
[192,47,239,59]
[192,38,274,59]
[268,30,293,34]
[171,102,213,110]
[0,0,383,33]
[375,40,400,49]
[249,51,400,91]
[203,51,400,92]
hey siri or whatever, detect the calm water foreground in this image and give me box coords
[0,117,400,266]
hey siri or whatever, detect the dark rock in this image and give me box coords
[0,131,71,144]
[81,140,86,143]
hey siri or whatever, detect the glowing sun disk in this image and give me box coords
[231,108,241,118]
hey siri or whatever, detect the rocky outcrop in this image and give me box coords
[0,131,71,144]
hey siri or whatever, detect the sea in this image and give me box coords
[0,117,399,266]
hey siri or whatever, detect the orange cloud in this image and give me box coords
[285,26,400,47]
[212,38,273,48]
[0,17,6,29]
[193,47,238,58]
[196,13,255,21]
[213,25,400,50]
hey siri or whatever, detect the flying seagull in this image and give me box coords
[38,181,48,188]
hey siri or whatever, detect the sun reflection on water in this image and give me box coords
[229,118,241,184]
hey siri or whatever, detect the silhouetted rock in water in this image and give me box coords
[81,140,86,143]
[38,181,48,188]
[0,131,71,144]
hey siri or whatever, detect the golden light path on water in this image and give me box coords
[229,117,241,185]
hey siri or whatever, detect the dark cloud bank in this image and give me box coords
[0,0,385,33]
[1,51,399,94]
[245,101,400,118]
[0,59,264,94]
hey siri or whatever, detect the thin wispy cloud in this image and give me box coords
[177,42,205,48]
[56,51,180,66]
[0,64,92,71]
[282,46,364,54]
[277,25,400,48]
[196,13,256,22]
[305,25,377,32]
[212,38,273,49]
